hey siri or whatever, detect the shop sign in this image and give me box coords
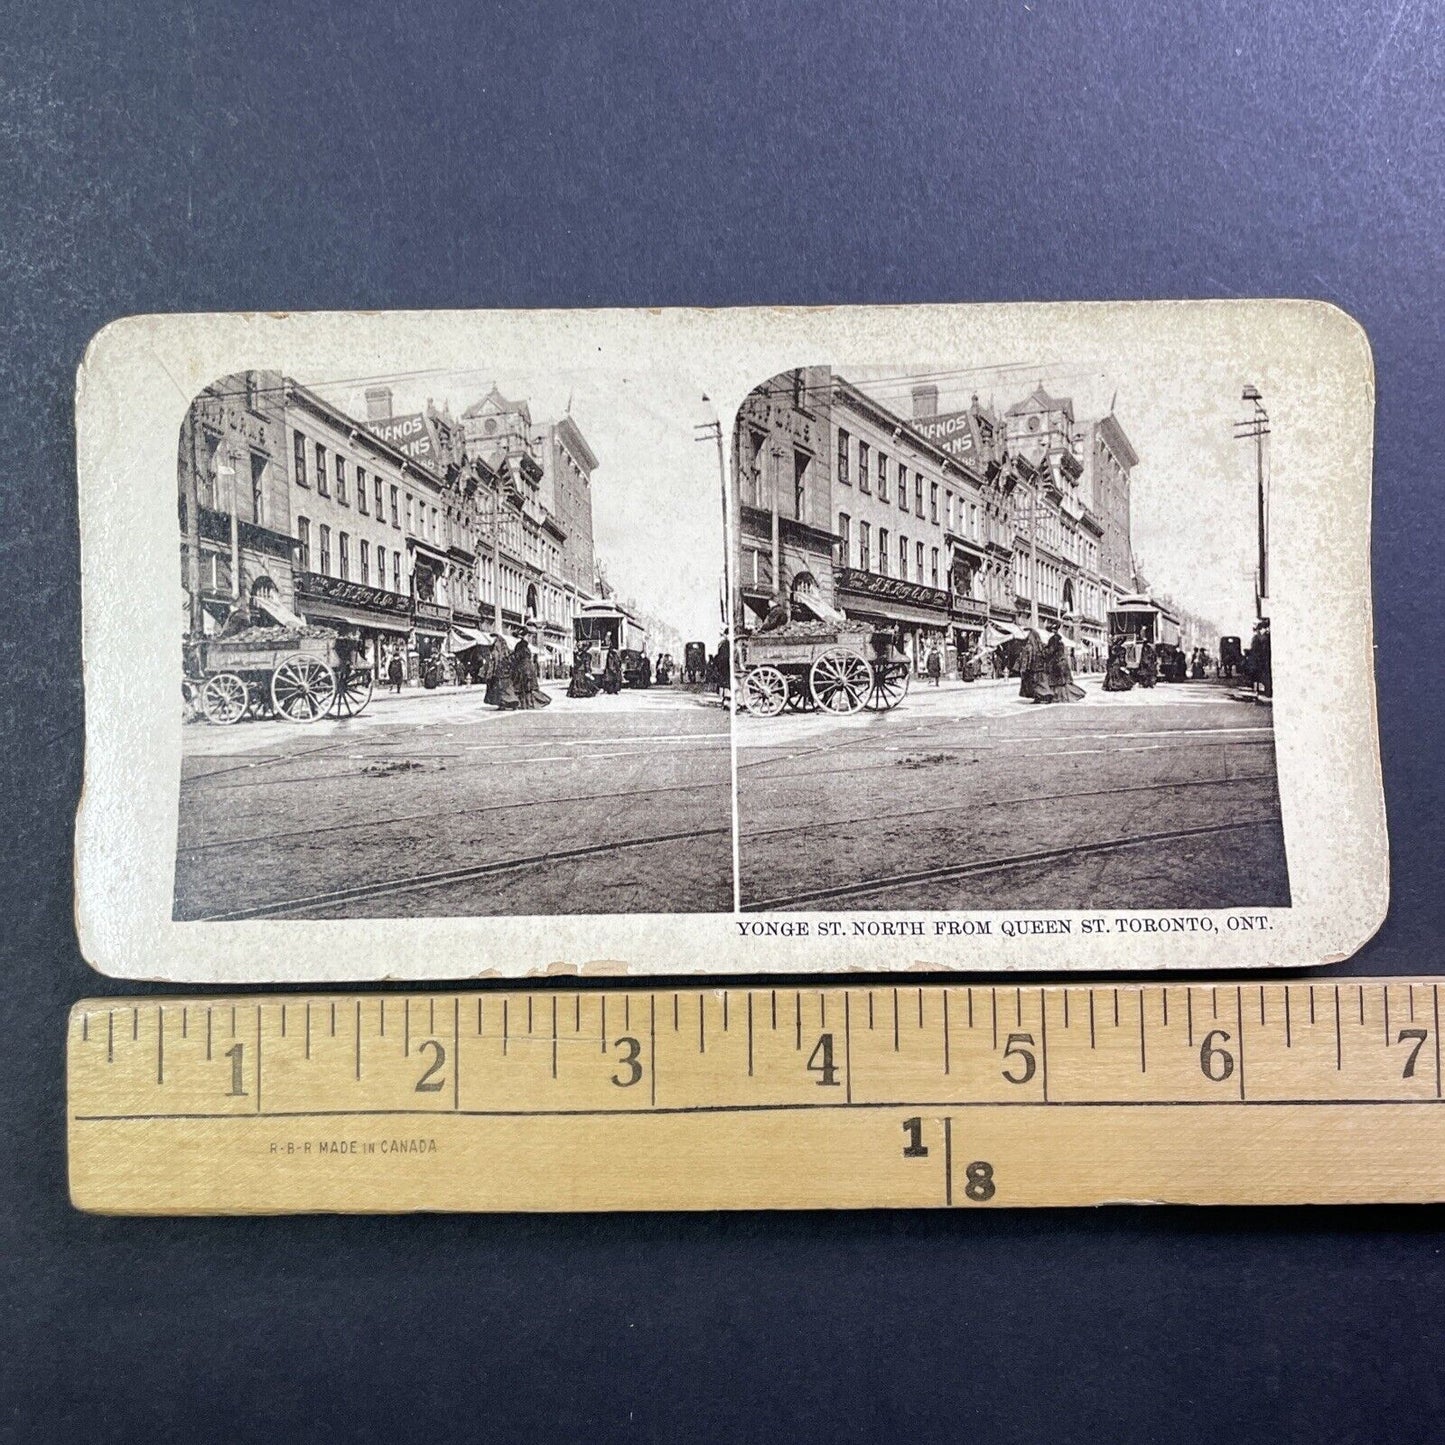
[739,394,818,450]
[951,594,989,621]
[912,408,980,460]
[294,570,411,617]
[836,567,950,614]
[197,396,275,452]
[415,600,452,624]
[365,412,434,461]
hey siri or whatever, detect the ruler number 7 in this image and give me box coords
[1396,1028,1428,1079]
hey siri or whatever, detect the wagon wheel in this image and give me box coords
[868,659,912,711]
[200,672,248,725]
[332,666,374,718]
[810,647,872,715]
[270,655,336,723]
[784,678,816,712]
[742,665,788,718]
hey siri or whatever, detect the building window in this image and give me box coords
[792,450,808,521]
[946,490,954,529]
[931,547,939,587]
[316,444,329,497]
[376,546,386,591]
[360,540,371,585]
[859,520,870,572]
[899,461,909,510]
[878,527,889,576]
[917,540,925,580]
[319,524,332,575]
[914,473,924,515]
[837,512,851,565]
[898,534,908,580]
[930,482,939,523]
[405,495,414,533]
[336,456,348,505]
[858,440,870,494]
[393,554,402,594]
[837,429,850,485]
[390,485,400,527]
[375,476,384,519]
[877,451,888,500]
[293,431,308,487]
[338,532,350,580]
[358,467,368,514]
[432,506,440,542]
[296,516,311,570]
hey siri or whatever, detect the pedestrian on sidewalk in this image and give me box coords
[1104,638,1134,692]
[925,646,942,687]
[1136,640,1158,688]
[386,647,405,694]
[485,634,520,710]
[514,636,551,709]
[1044,622,1085,703]
[1018,628,1054,703]
[602,644,623,695]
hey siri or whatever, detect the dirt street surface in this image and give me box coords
[175,682,732,920]
[736,674,1289,912]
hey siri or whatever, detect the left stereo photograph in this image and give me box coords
[168,367,733,924]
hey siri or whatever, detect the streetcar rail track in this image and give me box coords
[741,818,1280,912]
[743,772,1277,842]
[189,824,734,921]
[178,777,731,853]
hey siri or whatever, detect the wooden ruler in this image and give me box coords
[68,979,1445,1212]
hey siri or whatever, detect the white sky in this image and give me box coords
[303,367,725,644]
[853,358,1267,638]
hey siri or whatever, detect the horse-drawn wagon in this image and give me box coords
[735,623,910,717]
[188,626,373,725]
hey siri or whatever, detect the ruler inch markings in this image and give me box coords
[66,979,1445,1213]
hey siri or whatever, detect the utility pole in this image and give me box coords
[217,444,240,603]
[1027,483,1040,631]
[693,411,730,626]
[1235,386,1271,617]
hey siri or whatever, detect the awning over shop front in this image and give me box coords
[445,626,494,653]
[256,595,308,631]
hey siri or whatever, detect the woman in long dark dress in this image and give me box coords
[1136,640,1157,689]
[1018,628,1054,702]
[513,638,549,708]
[566,643,598,698]
[602,645,623,695]
[485,636,520,710]
[1103,639,1134,692]
[1043,628,1084,703]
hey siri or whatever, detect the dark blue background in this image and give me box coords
[2,2,1441,1440]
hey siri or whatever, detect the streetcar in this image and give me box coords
[1107,594,1183,676]
[573,599,651,688]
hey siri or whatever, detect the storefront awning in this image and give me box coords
[446,626,494,653]
[256,595,308,631]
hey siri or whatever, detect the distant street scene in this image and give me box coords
[731,363,1287,912]
[176,365,729,918]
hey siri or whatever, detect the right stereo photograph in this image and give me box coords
[730,364,1290,914]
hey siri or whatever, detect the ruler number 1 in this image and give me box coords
[224,1043,247,1097]
[901,1119,997,1203]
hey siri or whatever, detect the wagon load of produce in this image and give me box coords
[191,622,373,726]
